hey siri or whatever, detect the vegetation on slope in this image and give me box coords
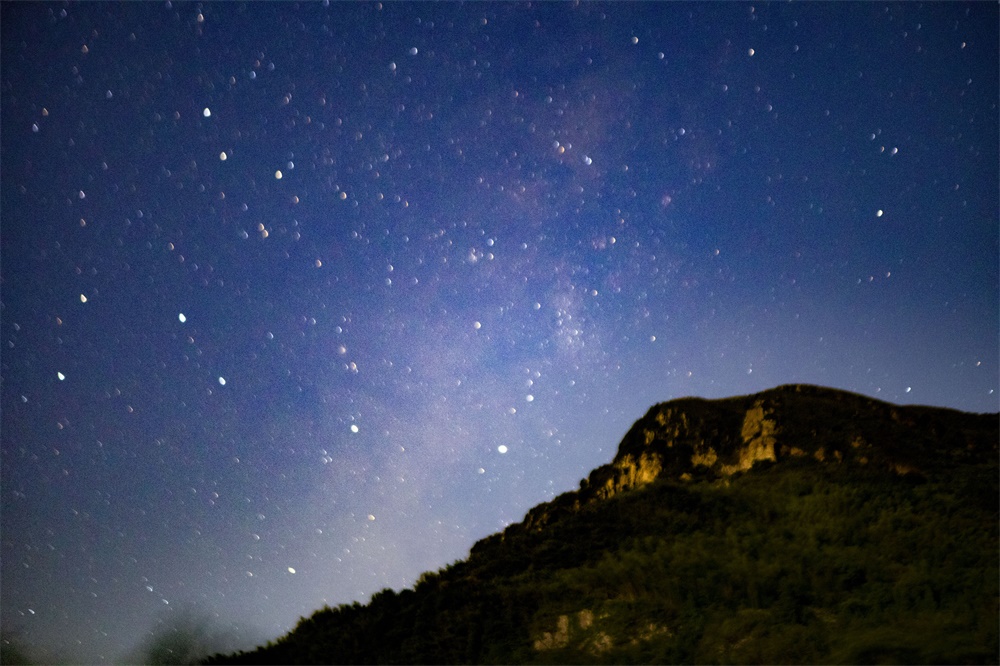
[206,451,998,664]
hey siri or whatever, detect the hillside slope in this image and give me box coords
[206,385,999,664]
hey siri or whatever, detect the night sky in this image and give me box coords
[2,2,997,662]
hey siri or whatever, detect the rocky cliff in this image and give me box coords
[479,383,997,540]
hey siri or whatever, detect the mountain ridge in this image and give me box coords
[475,383,997,546]
[206,384,999,665]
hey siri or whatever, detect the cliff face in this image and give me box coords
[502,384,997,536]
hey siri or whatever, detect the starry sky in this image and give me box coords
[1,2,997,662]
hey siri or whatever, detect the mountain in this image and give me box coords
[205,384,999,665]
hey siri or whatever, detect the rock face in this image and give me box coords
[490,384,997,536]
[533,609,669,657]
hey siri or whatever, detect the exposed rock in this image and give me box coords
[533,614,570,651]
[532,607,673,657]
[589,632,613,655]
[506,384,998,536]
[725,400,778,474]
[596,451,664,500]
[593,384,996,496]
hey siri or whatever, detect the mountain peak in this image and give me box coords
[488,384,996,538]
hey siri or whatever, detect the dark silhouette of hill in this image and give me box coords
[204,384,999,664]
